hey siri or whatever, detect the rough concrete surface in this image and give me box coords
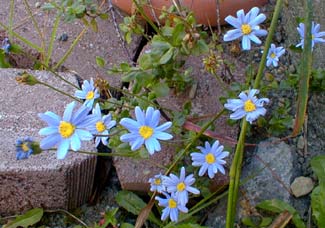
[0,69,97,215]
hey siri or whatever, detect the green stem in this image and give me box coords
[9,0,14,40]
[23,0,45,53]
[166,109,225,175]
[253,0,284,89]
[53,26,89,70]
[0,21,43,53]
[292,0,313,136]
[45,15,60,67]
[38,81,81,102]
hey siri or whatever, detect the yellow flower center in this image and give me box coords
[154,178,161,185]
[244,99,256,112]
[205,153,216,164]
[139,126,154,139]
[270,53,276,59]
[59,121,75,138]
[177,182,186,192]
[86,91,94,100]
[168,199,177,208]
[241,24,252,35]
[96,121,106,133]
[21,143,30,152]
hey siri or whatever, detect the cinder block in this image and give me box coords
[114,52,246,192]
[0,69,97,216]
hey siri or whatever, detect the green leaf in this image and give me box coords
[257,199,305,228]
[96,56,106,68]
[90,18,98,32]
[311,186,325,227]
[151,82,170,97]
[139,54,152,70]
[0,51,11,68]
[159,47,175,64]
[99,13,109,20]
[41,3,56,10]
[311,155,325,186]
[115,191,161,225]
[3,208,43,228]
[120,223,134,228]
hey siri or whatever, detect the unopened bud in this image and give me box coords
[15,72,39,86]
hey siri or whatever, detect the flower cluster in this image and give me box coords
[150,167,200,222]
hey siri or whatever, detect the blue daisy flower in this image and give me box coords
[119,106,173,155]
[89,103,116,147]
[74,78,100,108]
[16,137,35,160]
[224,89,269,124]
[155,192,188,222]
[163,167,200,206]
[296,21,325,49]
[38,101,97,159]
[149,173,167,193]
[266,44,285,67]
[191,140,229,179]
[223,7,267,50]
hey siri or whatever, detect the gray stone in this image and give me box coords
[291,176,314,197]
[0,69,97,216]
[206,138,295,226]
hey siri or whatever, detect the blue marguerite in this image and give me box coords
[266,44,285,67]
[38,102,97,159]
[296,21,325,49]
[163,167,200,206]
[89,103,116,147]
[224,89,269,124]
[149,173,167,193]
[16,137,35,160]
[191,140,229,179]
[155,192,188,222]
[223,7,267,50]
[119,106,173,155]
[74,78,100,108]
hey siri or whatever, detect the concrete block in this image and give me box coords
[0,69,97,216]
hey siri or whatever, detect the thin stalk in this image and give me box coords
[166,109,225,174]
[226,121,247,227]
[0,21,43,52]
[131,0,161,36]
[292,0,313,136]
[53,26,89,70]
[253,0,284,89]
[9,0,14,40]
[23,0,45,53]
[45,15,60,67]
[38,81,81,102]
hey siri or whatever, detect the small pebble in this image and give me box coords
[297,136,305,150]
[290,176,314,197]
[35,2,41,8]
[58,33,68,42]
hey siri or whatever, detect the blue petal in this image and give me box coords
[63,102,75,122]
[57,139,70,159]
[248,34,262,44]
[40,134,61,149]
[170,208,178,222]
[230,109,246,120]
[145,107,154,125]
[38,112,61,126]
[72,105,91,125]
[153,131,173,140]
[224,99,243,111]
[120,132,140,142]
[249,13,266,27]
[130,138,144,151]
[161,207,170,221]
[151,110,160,128]
[198,164,208,176]
[155,121,172,132]
[135,106,145,125]
[225,15,241,28]
[39,126,58,136]
[242,35,251,50]
[223,29,242,41]
[74,90,86,99]
[75,129,93,141]
[145,137,161,154]
[120,118,140,132]
[70,133,81,151]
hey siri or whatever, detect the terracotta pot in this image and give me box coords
[112,0,268,26]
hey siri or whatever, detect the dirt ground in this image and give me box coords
[0,0,135,87]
